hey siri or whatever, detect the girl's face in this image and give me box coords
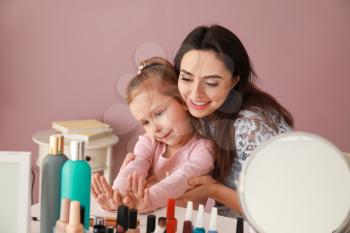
[178,50,239,118]
[129,89,193,147]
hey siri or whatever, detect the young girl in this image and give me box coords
[92,57,214,213]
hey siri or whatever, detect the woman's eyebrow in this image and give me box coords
[203,75,223,80]
[181,69,223,80]
[180,69,193,76]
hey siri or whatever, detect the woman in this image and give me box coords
[173,24,293,217]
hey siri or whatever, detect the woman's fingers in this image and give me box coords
[188,175,215,186]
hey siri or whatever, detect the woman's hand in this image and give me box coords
[122,173,150,211]
[91,173,123,211]
[181,175,218,203]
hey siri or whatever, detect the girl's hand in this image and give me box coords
[92,173,123,211]
[123,173,150,211]
[181,175,218,203]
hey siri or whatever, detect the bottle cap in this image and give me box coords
[195,204,204,228]
[49,134,59,154]
[146,214,156,233]
[117,205,129,231]
[55,198,70,231]
[209,207,217,231]
[66,201,83,233]
[57,134,64,154]
[158,217,166,227]
[70,140,85,161]
[236,217,244,233]
[96,217,105,226]
[166,199,175,219]
[185,201,193,221]
[128,208,138,229]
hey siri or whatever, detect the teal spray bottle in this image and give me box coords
[61,140,91,230]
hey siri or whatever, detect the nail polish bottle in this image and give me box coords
[183,201,193,232]
[146,215,156,233]
[66,201,84,233]
[55,198,70,233]
[236,218,244,233]
[153,217,166,233]
[207,207,218,233]
[93,217,106,233]
[116,205,129,233]
[166,218,177,233]
[126,209,139,233]
[106,226,115,233]
[193,204,205,233]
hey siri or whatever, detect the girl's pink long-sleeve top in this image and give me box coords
[112,134,214,213]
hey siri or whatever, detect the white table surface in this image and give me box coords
[31,198,254,233]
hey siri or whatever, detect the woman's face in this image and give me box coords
[178,49,239,118]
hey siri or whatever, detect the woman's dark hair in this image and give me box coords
[174,25,294,182]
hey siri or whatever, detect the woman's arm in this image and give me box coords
[181,175,243,214]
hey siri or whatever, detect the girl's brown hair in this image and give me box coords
[126,57,183,105]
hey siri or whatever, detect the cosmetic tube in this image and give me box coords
[40,135,68,233]
[61,140,91,230]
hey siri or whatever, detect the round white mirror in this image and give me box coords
[238,132,350,233]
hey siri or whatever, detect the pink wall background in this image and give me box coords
[1,0,349,203]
